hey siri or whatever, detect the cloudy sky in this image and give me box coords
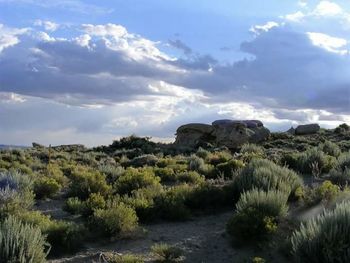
[0,0,349,146]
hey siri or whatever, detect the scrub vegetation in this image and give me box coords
[0,124,350,262]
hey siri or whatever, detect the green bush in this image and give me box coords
[227,189,288,242]
[46,164,68,186]
[176,171,205,185]
[83,192,106,216]
[216,159,244,179]
[319,141,341,158]
[185,183,228,210]
[98,165,125,182]
[0,215,49,263]
[151,243,184,262]
[280,152,300,170]
[338,152,350,171]
[45,220,85,254]
[329,168,350,187]
[128,154,158,167]
[0,170,34,217]
[240,143,265,156]
[303,181,340,206]
[104,253,144,263]
[334,123,350,134]
[155,185,192,221]
[196,147,211,159]
[291,201,350,263]
[156,158,176,168]
[207,151,232,165]
[92,202,138,238]
[64,197,85,215]
[114,168,161,195]
[188,155,206,172]
[68,165,111,199]
[17,210,84,254]
[34,177,61,199]
[122,185,163,222]
[233,159,303,200]
[297,148,337,174]
[154,167,176,183]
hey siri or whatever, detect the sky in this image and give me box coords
[0,0,350,146]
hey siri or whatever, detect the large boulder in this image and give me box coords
[175,123,215,147]
[175,120,270,149]
[212,120,269,148]
[295,124,320,135]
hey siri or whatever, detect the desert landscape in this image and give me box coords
[1,120,350,262]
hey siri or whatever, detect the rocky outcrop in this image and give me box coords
[295,124,320,135]
[175,120,270,149]
[175,123,215,148]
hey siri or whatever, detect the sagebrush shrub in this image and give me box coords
[297,148,336,174]
[34,177,61,199]
[176,171,204,184]
[185,183,226,210]
[329,168,350,187]
[216,159,244,179]
[17,210,84,254]
[104,252,144,263]
[64,197,85,215]
[188,155,206,172]
[154,184,192,221]
[154,167,176,183]
[196,147,210,159]
[233,159,303,200]
[207,151,232,165]
[0,215,49,263]
[93,202,138,238]
[151,243,184,262]
[319,141,341,158]
[240,143,265,156]
[0,170,34,217]
[98,165,125,183]
[338,152,350,172]
[68,165,111,199]
[227,189,288,242]
[128,154,158,167]
[291,201,350,263]
[114,168,161,195]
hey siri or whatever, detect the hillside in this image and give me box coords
[0,123,350,263]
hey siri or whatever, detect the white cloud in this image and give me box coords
[285,11,305,22]
[82,23,175,62]
[0,24,28,53]
[250,21,280,34]
[74,34,91,47]
[312,1,343,17]
[82,23,127,38]
[34,20,59,31]
[0,92,26,103]
[307,32,348,54]
[284,0,350,27]
[36,31,56,42]
[298,1,307,8]
[0,22,349,145]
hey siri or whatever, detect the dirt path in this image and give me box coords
[48,210,286,263]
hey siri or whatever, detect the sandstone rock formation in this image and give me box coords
[295,124,320,135]
[175,120,270,149]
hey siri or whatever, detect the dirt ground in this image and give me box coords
[37,199,287,263]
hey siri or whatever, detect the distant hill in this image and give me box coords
[0,144,28,149]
